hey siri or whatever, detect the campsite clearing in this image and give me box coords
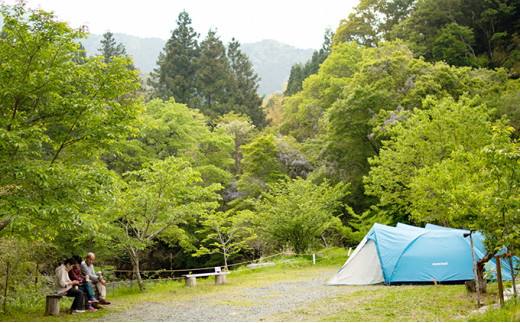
[0,250,507,322]
[95,257,500,322]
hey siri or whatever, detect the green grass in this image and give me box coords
[468,298,520,322]
[282,284,491,322]
[0,248,515,322]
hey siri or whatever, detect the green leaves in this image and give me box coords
[193,209,256,267]
[365,95,493,223]
[254,178,347,253]
[112,156,222,250]
[0,3,141,246]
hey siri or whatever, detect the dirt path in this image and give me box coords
[98,269,349,322]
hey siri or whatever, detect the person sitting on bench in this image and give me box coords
[69,255,98,310]
[81,252,111,305]
[54,258,85,315]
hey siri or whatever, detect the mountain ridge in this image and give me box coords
[81,33,314,96]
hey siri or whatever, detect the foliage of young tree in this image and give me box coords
[0,2,141,241]
[111,157,222,291]
[193,209,256,269]
[149,10,200,105]
[102,99,234,185]
[364,95,495,224]
[216,112,256,175]
[254,178,347,253]
[333,0,414,47]
[237,134,287,198]
[279,41,363,141]
[410,123,520,254]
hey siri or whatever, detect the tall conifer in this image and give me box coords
[196,29,233,121]
[227,38,266,128]
[149,10,200,105]
[98,31,128,64]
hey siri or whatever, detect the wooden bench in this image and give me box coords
[183,268,230,287]
[45,293,66,315]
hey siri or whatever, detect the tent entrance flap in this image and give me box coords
[327,239,384,285]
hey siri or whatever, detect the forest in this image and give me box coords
[1,0,520,307]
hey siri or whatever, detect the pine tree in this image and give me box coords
[227,38,266,128]
[98,31,128,64]
[149,10,200,105]
[196,29,233,121]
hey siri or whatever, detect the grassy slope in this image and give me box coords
[1,249,516,322]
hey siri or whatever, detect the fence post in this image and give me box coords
[312,254,316,265]
[3,262,9,313]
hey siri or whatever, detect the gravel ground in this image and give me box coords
[98,269,349,322]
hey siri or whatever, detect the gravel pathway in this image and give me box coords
[99,269,349,322]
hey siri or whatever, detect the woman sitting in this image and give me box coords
[69,255,98,310]
[54,258,85,314]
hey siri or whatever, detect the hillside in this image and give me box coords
[80,34,314,96]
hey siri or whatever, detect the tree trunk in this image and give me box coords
[475,252,494,294]
[129,249,146,292]
[0,218,10,232]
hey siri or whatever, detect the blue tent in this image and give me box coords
[327,223,518,285]
[424,223,518,281]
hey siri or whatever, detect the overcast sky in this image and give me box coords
[3,0,358,49]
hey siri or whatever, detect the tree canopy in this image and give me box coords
[0,2,141,242]
[149,12,266,128]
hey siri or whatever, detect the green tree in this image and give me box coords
[280,41,363,141]
[102,99,234,186]
[410,123,520,253]
[284,28,334,96]
[237,134,287,198]
[432,23,477,67]
[323,41,414,214]
[364,95,495,224]
[0,2,141,240]
[193,209,256,269]
[216,112,256,175]
[98,31,128,63]
[112,157,222,291]
[227,38,266,128]
[333,0,414,47]
[284,63,304,96]
[390,0,520,73]
[149,10,200,104]
[254,178,347,253]
[196,29,233,121]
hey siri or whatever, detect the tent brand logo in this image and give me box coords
[432,262,448,266]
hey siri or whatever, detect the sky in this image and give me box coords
[3,0,359,49]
